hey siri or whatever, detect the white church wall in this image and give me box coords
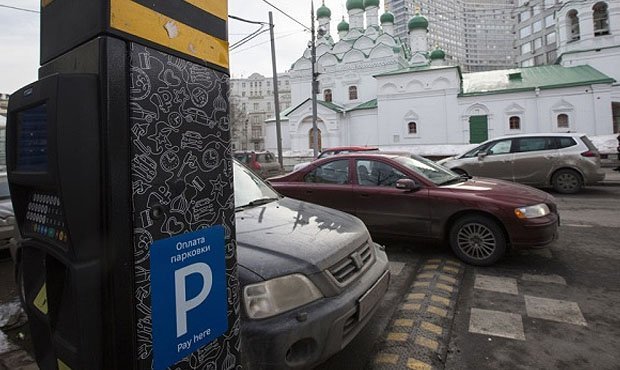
[347,110,379,146]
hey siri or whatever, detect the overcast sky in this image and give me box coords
[0,0,383,93]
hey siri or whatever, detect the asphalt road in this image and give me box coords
[1,179,619,369]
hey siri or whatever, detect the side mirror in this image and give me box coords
[477,151,487,160]
[396,178,420,192]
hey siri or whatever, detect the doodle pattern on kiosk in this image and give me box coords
[129,44,240,370]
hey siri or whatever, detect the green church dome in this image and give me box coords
[364,0,380,8]
[408,13,428,31]
[346,0,365,11]
[337,17,350,32]
[380,11,395,24]
[317,2,331,19]
[430,48,446,60]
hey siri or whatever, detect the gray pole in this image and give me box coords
[310,0,319,158]
[269,11,284,169]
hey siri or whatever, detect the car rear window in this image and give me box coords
[555,137,577,149]
[256,153,275,163]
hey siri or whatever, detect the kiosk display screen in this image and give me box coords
[16,104,48,172]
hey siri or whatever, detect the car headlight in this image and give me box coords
[514,203,550,219]
[243,274,323,319]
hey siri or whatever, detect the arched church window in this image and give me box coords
[308,128,322,150]
[593,2,610,36]
[567,10,580,41]
[509,116,521,130]
[408,122,418,134]
[349,86,358,100]
[324,89,332,102]
[557,114,569,128]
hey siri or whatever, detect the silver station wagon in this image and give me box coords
[439,133,605,194]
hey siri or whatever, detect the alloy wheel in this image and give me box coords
[456,222,497,260]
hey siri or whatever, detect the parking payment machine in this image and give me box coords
[7,1,240,369]
[7,74,103,369]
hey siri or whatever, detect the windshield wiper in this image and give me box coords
[236,197,279,211]
[438,175,467,186]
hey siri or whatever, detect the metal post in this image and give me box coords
[310,0,319,158]
[269,11,284,169]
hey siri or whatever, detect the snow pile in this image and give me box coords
[590,134,619,153]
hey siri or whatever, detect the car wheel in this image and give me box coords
[449,215,507,266]
[551,169,582,194]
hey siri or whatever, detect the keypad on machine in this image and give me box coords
[25,192,68,243]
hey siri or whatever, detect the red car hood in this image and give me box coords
[441,177,554,205]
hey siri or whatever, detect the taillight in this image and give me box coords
[580,150,598,158]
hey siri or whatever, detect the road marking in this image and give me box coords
[387,332,409,341]
[431,295,451,307]
[415,336,439,351]
[562,223,593,228]
[442,266,459,274]
[421,321,443,335]
[414,282,431,288]
[375,353,399,364]
[524,295,587,326]
[423,264,440,271]
[469,308,526,341]
[521,273,567,285]
[445,260,462,267]
[427,306,448,318]
[428,258,442,263]
[394,319,415,327]
[407,358,433,370]
[474,274,519,295]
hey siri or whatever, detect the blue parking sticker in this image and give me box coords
[150,226,228,370]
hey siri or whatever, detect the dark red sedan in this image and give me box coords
[269,153,559,266]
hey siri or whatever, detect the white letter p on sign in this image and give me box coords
[174,262,213,337]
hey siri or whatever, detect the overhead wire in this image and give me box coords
[0,4,39,13]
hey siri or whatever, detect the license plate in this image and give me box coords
[358,270,390,321]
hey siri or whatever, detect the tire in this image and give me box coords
[449,215,507,266]
[551,169,582,194]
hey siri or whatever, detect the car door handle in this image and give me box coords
[305,190,313,194]
[360,193,370,198]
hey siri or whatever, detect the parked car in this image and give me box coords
[292,146,380,172]
[269,153,559,266]
[0,175,18,256]
[11,161,390,370]
[438,133,605,194]
[234,150,282,178]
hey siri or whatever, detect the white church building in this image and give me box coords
[264,0,620,154]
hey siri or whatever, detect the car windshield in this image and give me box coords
[234,161,279,210]
[394,155,459,185]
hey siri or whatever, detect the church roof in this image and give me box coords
[461,65,615,96]
[374,65,457,77]
[348,99,377,112]
[284,98,345,117]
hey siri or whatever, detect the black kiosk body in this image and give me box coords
[6,1,240,369]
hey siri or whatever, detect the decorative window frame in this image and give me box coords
[348,85,359,101]
[504,103,524,133]
[551,100,575,132]
[403,111,420,138]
